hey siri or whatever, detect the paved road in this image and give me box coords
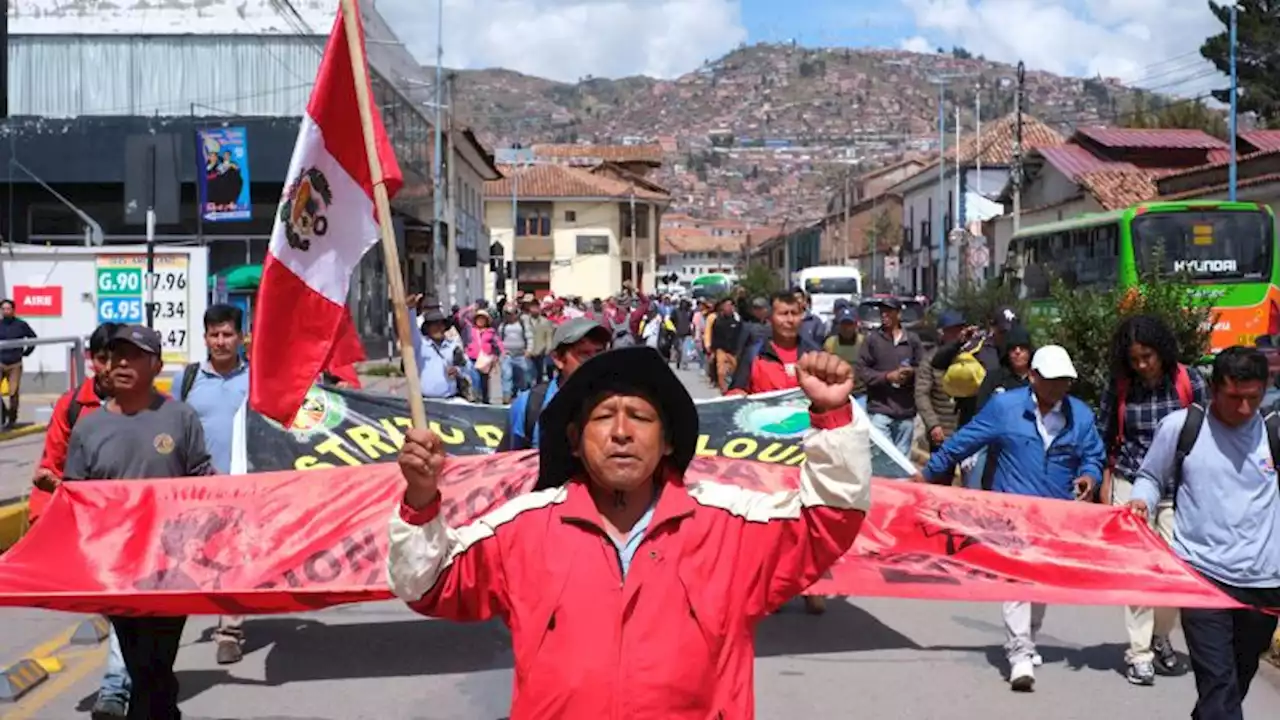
[2,367,1278,719]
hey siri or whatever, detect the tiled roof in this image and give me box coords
[530,143,665,165]
[1155,146,1280,182]
[1074,127,1227,150]
[1078,169,1160,210]
[1037,144,1136,181]
[1160,172,1280,201]
[1240,130,1280,153]
[945,113,1065,167]
[660,228,743,255]
[485,164,670,201]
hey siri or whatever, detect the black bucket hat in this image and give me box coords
[535,346,698,491]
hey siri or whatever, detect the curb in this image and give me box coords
[0,500,29,553]
[0,424,46,443]
[0,658,48,702]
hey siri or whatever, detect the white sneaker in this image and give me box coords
[1010,659,1036,692]
[1031,653,1043,667]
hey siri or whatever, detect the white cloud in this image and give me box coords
[376,0,748,82]
[896,0,1223,96]
[900,35,935,53]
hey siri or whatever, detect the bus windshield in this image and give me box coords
[804,277,860,296]
[1133,210,1272,283]
[691,281,730,300]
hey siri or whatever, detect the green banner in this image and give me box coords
[243,387,914,478]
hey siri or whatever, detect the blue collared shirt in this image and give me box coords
[612,491,660,579]
[924,386,1105,500]
[413,327,461,399]
[184,361,250,475]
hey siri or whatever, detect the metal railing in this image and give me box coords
[0,336,88,392]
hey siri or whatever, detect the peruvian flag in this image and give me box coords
[250,1,402,424]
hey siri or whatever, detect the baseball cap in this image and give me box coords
[992,306,1019,331]
[110,324,162,356]
[421,307,449,324]
[1031,345,1077,380]
[552,318,611,350]
[835,305,857,324]
[938,310,966,329]
[751,296,769,310]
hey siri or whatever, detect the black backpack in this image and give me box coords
[499,382,551,451]
[67,363,200,430]
[1172,404,1280,508]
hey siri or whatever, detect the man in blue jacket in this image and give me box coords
[914,344,1105,693]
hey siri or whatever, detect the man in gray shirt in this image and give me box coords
[1127,347,1280,720]
[65,324,214,720]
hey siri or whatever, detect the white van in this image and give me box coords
[793,266,863,323]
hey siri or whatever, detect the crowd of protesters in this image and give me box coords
[16,276,1280,719]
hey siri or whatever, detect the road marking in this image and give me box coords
[1,622,79,670]
[0,644,106,720]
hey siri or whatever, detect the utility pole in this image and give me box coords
[1229,4,1239,202]
[842,172,851,265]
[629,187,638,291]
[445,73,459,307]
[954,105,962,230]
[431,0,445,299]
[1012,61,1026,234]
[931,74,965,299]
[509,142,521,300]
[975,89,982,195]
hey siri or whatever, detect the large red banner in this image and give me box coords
[0,452,1249,615]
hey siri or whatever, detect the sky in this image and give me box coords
[378,0,1223,96]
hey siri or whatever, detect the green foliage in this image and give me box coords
[739,262,781,299]
[1200,1,1280,126]
[1041,265,1218,407]
[941,278,1034,334]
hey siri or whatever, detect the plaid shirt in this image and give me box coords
[1097,370,1210,486]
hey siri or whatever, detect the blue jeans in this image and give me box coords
[100,624,131,703]
[501,356,531,400]
[468,365,491,404]
[962,447,989,490]
[870,413,915,458]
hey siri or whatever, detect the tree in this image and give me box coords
[1200,1,1280,127]
[1041,262,1217,407]
[1123,95,1229,139]
[739,263,780,299]
[864,210,901,293]
[951,46,973,60]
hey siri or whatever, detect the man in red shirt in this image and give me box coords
[725,290,831,613]
[30,322,118,521]
[727,290,824,396]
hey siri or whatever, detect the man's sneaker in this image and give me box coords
[803,595,827,615]
[91,697,128,720]
[1152,635,1187,676]
[1126,660,1156,686]
[1009,660,1036,692]
[1031,653,1043,667]
[216,639,243,665]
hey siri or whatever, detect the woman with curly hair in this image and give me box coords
[1097,314,1208,687]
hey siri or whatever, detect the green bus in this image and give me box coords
[690,272,737,300]
[1008,200,1279,351]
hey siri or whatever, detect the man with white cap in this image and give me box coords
[914,344,1106,693]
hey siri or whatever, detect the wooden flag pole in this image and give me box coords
[339,0,428,429]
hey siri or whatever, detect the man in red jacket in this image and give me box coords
[30,322,119,521]
[389,346,872,719]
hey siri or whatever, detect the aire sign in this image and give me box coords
[12,286,63,316]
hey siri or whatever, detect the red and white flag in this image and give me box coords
[250,1,402,424]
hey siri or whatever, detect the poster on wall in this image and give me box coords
[95,255,192,365]
[196,127,252,222]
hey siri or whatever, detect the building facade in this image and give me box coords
[4,0,493,354]
[657,228,743,287]
[887,114,1064,299]
[484,164,669,299]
